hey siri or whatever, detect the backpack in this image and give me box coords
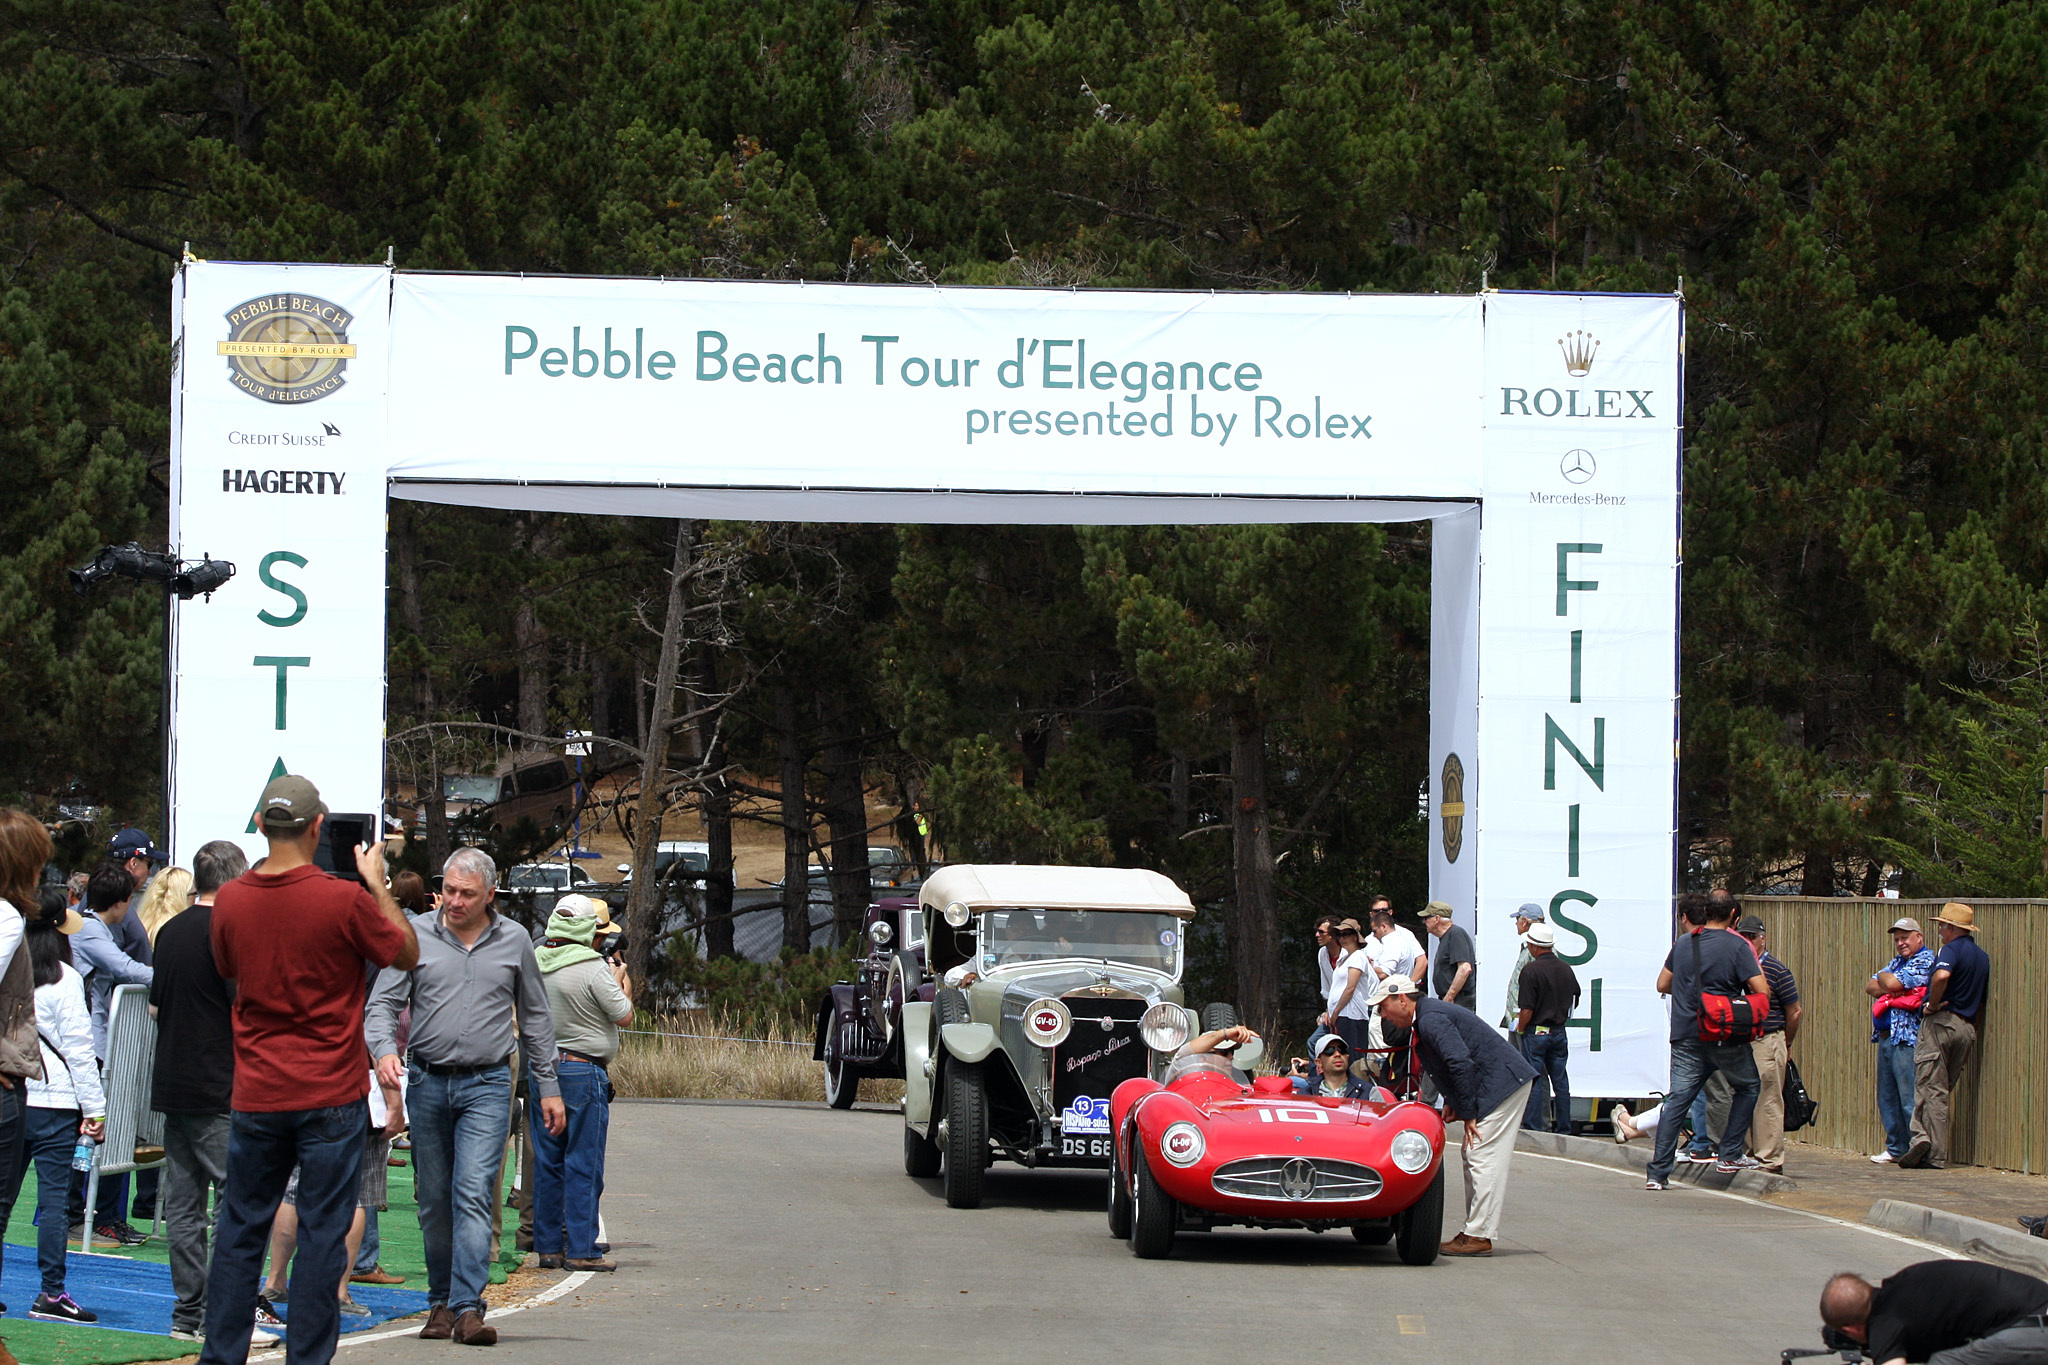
[1783,1057,1820,1132]
[1692,931,1772,1045]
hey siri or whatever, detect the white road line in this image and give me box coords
[249,1215,608,1359]
[1514,1148,1967,1258]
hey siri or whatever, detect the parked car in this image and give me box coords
[406,754,588,837]
[889,864,1207,1210]
[812,898,928,1108]
[615,840,738,888]
[1106,1050,1447,1263]
[769,845,916,891]
[505,861,602,894]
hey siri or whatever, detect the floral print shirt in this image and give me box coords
[1872,947,1935,1046]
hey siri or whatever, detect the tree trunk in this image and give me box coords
[590,652,610,742]
[1230,703,1280,1032]
[819,691,869,947]
[515,597,548,740]
[775,679,812,953]
[393,509,450,874]
[699,645,736,961]
[1169,748,1191,837]
[624,522,694,990]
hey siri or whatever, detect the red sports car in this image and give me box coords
[1107,1053,1447,1262]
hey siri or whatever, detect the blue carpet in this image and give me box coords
[0,1245,429,1337]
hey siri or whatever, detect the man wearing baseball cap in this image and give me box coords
[1421,903,1478,1013]
[1372,974,1536,1256]
[1516,922,1580,1133]
[1499,904,1544,1038]
[1865,917,1934,1164]
[199,775,419,1365]
[1901,903,1989,1169]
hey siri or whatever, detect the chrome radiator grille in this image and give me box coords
[1211,1156,1384,1203]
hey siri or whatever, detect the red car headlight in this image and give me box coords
[1161,1121,1205,1167]
[1389,1128,1432,1174]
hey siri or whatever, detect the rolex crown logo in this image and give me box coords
[1558,330,1599,377]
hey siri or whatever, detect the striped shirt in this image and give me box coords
[1758,951,1799,1034]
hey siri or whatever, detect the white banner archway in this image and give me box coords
[168,262,1680,1094]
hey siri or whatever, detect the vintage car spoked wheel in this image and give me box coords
[1129,1146,1178,1258]
[1394,1165,1445,1265]
[942,1062,988,1209]
[824,1049,860,1110]
[1106,1131,1133,1239]
[904,1120,942,1178]
[1351,1223,1394,1246]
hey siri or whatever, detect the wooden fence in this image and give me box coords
[1742,897,2046,1173]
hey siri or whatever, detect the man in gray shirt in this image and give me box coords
[366,848,563,1346]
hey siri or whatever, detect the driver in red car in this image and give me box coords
[1288,1034,1381,1100]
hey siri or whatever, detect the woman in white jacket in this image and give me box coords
[22,888,104,1323]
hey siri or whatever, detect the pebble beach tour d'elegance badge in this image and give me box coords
[218,294,357,404]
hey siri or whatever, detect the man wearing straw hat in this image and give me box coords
[1899,902,1990,1171]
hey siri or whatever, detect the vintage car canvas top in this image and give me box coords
[917,864,1197,917]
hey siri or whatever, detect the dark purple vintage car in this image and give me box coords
[812,898,932,1107]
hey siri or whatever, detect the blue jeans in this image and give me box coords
[533,1059,611,1259]
[355,1205,380,1275]
[1877,1039,1917,1158]
[1646,1040,1761,1182]
[24,1107,81,1296]
[1686,1088,1715,1157]
[409,1063,513,1316]
[1521,1031,1571,1132]
[198,1102,367,1365]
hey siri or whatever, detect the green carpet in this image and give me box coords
[0,1148,524,1365]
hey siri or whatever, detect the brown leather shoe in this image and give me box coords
[564,1257,617,1272]
[452,1311,497,1346]
[419,1306,456,1340]
[351,1266,407,1285]
[1440,1234,1494,1256]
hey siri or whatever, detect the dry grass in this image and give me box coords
[611,1013,905,1106]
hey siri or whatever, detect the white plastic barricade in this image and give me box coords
[83,983,166,1253]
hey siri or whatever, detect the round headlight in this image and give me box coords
[1389,1128,1433,1175]
[942,900,972,928]
[867,919,894,948]
[1022,997,1072,1048]
[1140,1002,1192,1053]
[1160,1121,1205,1167]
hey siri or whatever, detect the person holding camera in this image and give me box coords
[531,895,633,1273]
[1822,1261,2048,1364]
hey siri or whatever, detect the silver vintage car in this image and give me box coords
[899,864,1227,1209]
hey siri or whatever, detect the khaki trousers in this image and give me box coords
[1910,1011,1976,1167]
[1747,1031,1789,1169]
[1461,1081,1533,1241]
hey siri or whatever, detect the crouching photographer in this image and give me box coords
[1820,1261,2048,1364]
[532,894,634,1274]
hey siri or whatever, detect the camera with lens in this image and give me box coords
[599,930,628,961]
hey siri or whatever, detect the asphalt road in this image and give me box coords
[336,1099,1955,1365]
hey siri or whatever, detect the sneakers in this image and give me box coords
[168,1327,203,1343]
[339,1297,372,1318]
[1870,1151,1897,1164]
[1716,1154,1762,1173]
[31,1292,97,1323]
[1644,1177,1667,1191]
[254,1294,286,1329]
[1899,1138,1932,1169]
[253,1326,280,1347]
[1681,1149,1716,1165]
[93,1220,148,1247]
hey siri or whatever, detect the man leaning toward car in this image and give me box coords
[1371,976,1535,1257]
[367,847,565,1347]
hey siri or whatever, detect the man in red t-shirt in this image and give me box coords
[197,776,418,1365]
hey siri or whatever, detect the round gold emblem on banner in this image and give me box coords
[1440,752,1465,864]
[217,294,357,404]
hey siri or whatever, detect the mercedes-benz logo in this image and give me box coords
[1561,448,1596,484]
[1280,1158,1317,1200]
